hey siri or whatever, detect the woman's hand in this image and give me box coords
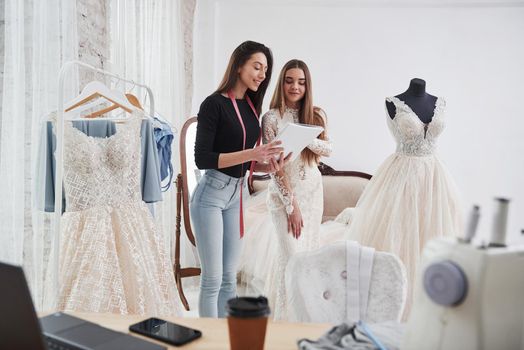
[255,151,292,174]
[250,140,284,163]
[287,200,304,239]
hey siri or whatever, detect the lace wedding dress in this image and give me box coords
[52,111,181,316]
[345,96,463,317]
[247,107,332,320]
[239,195,352,298]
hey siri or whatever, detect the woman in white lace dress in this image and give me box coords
[261,60,332,320]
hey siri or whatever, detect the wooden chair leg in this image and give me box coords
[174,263,190,311]
[174,120,205,312]
[174,174,190,310]
[174,166,203,311]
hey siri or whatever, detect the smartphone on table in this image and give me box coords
[129,317,202,346]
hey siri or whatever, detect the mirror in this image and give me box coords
[180,116,200,216]
[174,116,201,311]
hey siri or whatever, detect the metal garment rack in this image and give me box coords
[53,60,155,302]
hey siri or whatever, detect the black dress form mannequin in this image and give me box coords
[386,78,438,124]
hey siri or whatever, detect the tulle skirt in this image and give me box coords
[53,202,181,316]
[345,152,463,316]
[238,191,352,297]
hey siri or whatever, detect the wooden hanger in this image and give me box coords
[125,93,143,110]
[82,93,144,119]
[64,81,137,118]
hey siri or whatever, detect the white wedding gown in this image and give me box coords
[239,192,353,298]
[345,96,463,317]
[239,107,333,320]
[52,111,181,316]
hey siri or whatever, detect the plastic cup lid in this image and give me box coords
[226,296,270,318]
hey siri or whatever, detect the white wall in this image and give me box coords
[193,0,524,244]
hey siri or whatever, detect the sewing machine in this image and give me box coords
[403,237,524,350]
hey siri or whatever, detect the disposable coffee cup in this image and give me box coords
[226,296,270,350]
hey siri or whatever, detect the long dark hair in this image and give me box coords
[216,41,273,115]
[270,59,327,165]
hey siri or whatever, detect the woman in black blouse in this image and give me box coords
[190,41,288,317]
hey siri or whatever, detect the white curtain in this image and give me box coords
[0,0,78,310]
[109,0,199,285]
[1,0,27,266]
[1,0,196,309]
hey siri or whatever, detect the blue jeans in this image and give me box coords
[190,169,246,317]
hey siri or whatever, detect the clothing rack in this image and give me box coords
[53,60,155,303]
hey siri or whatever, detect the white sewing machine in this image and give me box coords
[403,237,524,350]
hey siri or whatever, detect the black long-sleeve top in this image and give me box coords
[194,93,260,178]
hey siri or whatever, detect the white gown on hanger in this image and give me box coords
[54,110,181,316]
[239,107,332,320]
[345,96,463,317]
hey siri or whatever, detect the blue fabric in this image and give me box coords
[357,321,388,350]
[36,119,163,213]
[152,116,174,191]
[189,169,248,318]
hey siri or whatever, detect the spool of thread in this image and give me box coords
[462,205,480,243]
[489,197,510,247]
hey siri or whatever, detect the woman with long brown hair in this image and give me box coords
[190,41,289,318]
[261,59,332,320]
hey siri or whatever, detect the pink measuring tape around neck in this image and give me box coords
[227,90,261,238]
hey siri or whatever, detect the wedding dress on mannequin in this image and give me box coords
[345,96,462,316]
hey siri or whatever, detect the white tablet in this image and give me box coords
[273,122,324,162]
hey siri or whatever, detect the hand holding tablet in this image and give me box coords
[273,123,324,161]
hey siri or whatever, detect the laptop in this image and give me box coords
[0,261,166,350]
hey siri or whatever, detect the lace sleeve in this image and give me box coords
[307,108,332,157]
[262,110,295,215]
[307,138,332,157]
[261,110,277,144]
[272,173,294,215]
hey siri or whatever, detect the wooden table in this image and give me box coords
[56,313,331,349]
